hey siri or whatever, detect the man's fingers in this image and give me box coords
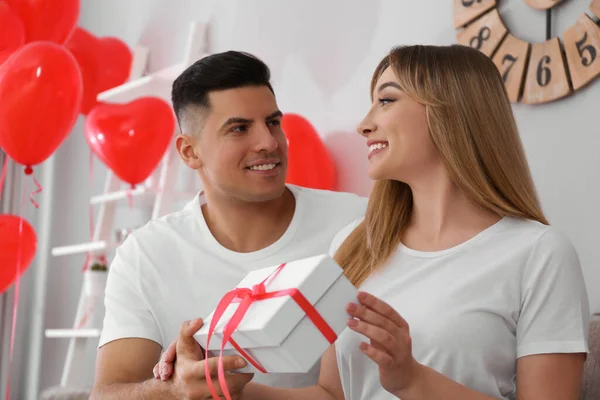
[153,363,160,379]
[186,372,253,398]
[198,355,248,377]
[163,339,177,364]
[160,361,173,381]
[224,372,254,393]
[179,318,204,338]
[176,318,205,358]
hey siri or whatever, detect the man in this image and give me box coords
[90,50,367,399]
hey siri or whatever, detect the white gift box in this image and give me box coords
[194,254,357,374]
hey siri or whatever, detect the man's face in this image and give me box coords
[177,85,288,203]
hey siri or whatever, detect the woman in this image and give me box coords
[159,44,590,399]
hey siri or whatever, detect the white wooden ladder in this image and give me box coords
[44,22,209,387]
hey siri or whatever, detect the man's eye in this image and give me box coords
[231,125,248,133]
[267,120,281,127]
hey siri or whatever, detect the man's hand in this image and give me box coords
[158,318,254,399]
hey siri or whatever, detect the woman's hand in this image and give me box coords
[346,292,423,397]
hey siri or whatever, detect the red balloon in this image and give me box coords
[0,215,37,294]
[65,27,133,115]
[4,0,79,44]
[0,1,25,66]
[0,42,83,173]
[282,113,337,191]
[85,98,175,187]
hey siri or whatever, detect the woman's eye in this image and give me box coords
[378,98,395,106]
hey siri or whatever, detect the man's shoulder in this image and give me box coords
[128,200,198,244]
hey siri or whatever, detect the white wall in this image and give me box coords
[33,0,600,395]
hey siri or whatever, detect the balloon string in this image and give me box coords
[89,151,94,241]
[0,156,8,201]
[5,180,27,400]
[28,174,42,209]
[83,150,95,273]
[126,187,133,209]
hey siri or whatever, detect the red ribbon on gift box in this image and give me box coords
[205,263,338,400]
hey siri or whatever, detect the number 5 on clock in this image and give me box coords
[563,13,600,90]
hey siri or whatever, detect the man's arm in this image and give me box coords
[90,338,178,400]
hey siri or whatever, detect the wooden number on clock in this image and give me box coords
[522,38,571,104]
[453,0,496,28]
[492,34,530,102]
[457,8,508,57]
[563,14,600,90]
[590,0,600,19]
[523,0,565,10]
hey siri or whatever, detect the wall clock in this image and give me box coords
[454,0,600,104]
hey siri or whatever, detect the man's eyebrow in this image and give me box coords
[219,111,282,130]
[219,117,253,130]
[265,110,283,120]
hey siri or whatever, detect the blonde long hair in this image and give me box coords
[335,45,548,287]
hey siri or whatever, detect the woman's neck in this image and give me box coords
[403,171,501,252]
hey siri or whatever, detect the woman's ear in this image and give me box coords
[175,134,203,169]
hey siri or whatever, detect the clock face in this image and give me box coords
[454,0,600,104]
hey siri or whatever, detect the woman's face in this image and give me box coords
[358,67,442,183]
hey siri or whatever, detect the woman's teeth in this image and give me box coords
[369,143,388,152]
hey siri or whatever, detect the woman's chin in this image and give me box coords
[367,167,387,181]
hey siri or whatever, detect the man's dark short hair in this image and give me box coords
[171,50,274,125]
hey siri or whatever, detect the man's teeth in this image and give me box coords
[369,143,388,152]
[249,163,277,171]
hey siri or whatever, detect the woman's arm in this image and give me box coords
[396,352,584,400]
[244,344,345,400]
[515,353,585,400]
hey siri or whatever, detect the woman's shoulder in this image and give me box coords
[502,217,577,259]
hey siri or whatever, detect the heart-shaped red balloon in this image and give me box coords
[4,0,79,44]
[282,113,337,191]
[0,214,37,294]
[85,98,175,187]
[0,41,83,172]
[65,27,133,115]
[0,1,25,66]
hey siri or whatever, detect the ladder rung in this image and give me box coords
[90,186,151,205]
[45,329,100,338]
[51,241,108,257]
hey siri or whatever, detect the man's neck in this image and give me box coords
[201,188,296,253]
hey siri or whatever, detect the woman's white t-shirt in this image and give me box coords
[331,217,589,400]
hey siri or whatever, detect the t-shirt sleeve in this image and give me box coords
[98,235,162,348]
[516,228,590,358]
[328,218,364,257]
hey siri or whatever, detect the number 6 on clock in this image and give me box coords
[522,38,571,104]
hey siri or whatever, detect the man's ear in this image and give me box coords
[175,134,203,170]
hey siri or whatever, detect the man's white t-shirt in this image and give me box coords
[99,184,367,389]
[330,216,589,400]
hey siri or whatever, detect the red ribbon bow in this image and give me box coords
[205,263,338,400]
